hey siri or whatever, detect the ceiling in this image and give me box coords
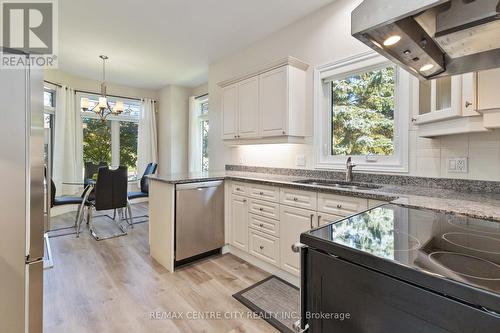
[58,0,335,90]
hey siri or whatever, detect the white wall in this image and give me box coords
[207,0,500,181]
[157,85,191,175]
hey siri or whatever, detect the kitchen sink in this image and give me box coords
[293,179,381,191]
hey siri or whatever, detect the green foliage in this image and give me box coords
[83,119,111,165]
[119,122,138,173]
[82,118,138,174]
[332,66,395,156]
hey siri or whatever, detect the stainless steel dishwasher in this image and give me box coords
[175,181,224,263]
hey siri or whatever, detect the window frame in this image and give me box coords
[196,95,209,172]
[314,51,410,173]
[77,92,141,173]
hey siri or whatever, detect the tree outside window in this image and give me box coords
[331,65,395,156]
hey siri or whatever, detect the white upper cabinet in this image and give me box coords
[259,67,288,136]
[415,74,477,125]
[237,77,260,138]
[415,73,490,137]
[477,68,500,111]
[218,57,308,143]
[222,85,238,140]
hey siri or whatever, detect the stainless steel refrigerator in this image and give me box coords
[0,49,44,333]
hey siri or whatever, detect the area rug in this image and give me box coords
[233,276,300,333]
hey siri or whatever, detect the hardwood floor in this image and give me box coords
[44,203,278,333]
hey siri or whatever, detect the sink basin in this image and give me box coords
[293,179,381,191]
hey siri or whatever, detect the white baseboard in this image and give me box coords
[227,244,300,287]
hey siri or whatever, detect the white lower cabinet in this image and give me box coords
[231,194,248,251]
[248,229,280,267]
[280,205,316,276]
[227,181,388,279]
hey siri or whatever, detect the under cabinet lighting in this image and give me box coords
[383,35,401,46]
[419,64,434,72]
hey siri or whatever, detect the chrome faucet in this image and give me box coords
[346,157,356,182]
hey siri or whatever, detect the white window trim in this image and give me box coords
[314,51,410,173]
[44,84,56,115]
[196,95,209,172]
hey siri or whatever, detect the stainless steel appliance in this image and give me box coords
[0,49,44,333]
[175,181,224,263]
[352,0,500,79]
[297,204,500,332]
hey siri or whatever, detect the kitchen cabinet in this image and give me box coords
[477,68,500,111]
[231,194,248,251]
[477,68,500,129]
[280,205,316,276]
[237,77,260,138]
[218,57,308,142]
[416,74,478,125]
[248,229,280,267]
[222,85,238,140]
[415,73,489,137]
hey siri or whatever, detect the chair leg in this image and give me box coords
[76,204,86,238]
[74,204,81,227]
[113,208,116,220]
[127,200,134,229]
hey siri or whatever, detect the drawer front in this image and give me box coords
[232,182,248,196]
[318,193,368,216]
[249,229,280,266]
[248,184,280,202]
[280,188,317,210]
[248,213,279,237]
[248,199,280,220]
[317,213,344,227]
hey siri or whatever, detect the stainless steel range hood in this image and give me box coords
[352,0,500,80]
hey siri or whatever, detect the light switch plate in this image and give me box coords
[447,157,468,173]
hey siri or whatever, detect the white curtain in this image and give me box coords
[188,96,202,173]
[137,98,158,179]
[52,85,83,195]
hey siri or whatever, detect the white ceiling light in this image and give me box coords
[419,64,435,72]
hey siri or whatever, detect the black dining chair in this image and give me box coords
[127,162,157,224]
[50,179,86,233]
[80,166,133,241]
[84,161,108,187]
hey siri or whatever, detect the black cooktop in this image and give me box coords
[302,204,500,311]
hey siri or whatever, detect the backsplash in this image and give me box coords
[226,164,500,193]
[227,130,500,182]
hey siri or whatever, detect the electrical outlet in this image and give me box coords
[447,158,468,173]
[296,155,306,167]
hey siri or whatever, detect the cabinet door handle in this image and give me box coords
[242,199,247,203]
[337,204,342,209]
[259,223,264,227]
[259,245,264,250]
[259,207,264,211]
[259,191,264,195]
[465,101,473,108]
[317,215,322,227]
[310,214,314,229]
[236,187,240,191]
[293,197,298,201]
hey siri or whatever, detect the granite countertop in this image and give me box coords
[149,171,500,222]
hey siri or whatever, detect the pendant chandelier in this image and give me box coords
[80,55,124,121]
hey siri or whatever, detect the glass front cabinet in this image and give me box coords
[415,73,479,125]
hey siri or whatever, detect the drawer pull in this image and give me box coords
[317,215,322,227]
[259,191,264,195]
[243,199,247,203]
[293,197,298,201]
[259,245,264,250]
[310,214,314,229]
[236,187,241,191]
[259,207,264,211]
[337,204,342,209]
[259,223,264,227]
